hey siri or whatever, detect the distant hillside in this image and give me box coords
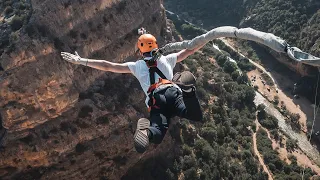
[164,0,320,56]
[164,0,320,105]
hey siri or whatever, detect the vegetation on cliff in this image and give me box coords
[0,0,32,55]
[123,11,314,179]
[124,40,267,180]
[164,0,320,138]
[256,128,313,179]
[164,0,320,56]
[1,0,319,179]
[123,14,316,179]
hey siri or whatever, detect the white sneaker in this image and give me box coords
[134,118,150,153]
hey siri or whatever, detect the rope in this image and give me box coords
[301,69,320,179]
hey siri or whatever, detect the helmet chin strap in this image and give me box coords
[142,48,160,58]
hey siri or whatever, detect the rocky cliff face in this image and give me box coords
[0,0,175,179]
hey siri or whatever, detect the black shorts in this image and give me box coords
[147,86,203,144]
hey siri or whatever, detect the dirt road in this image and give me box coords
[258,121,320,175]
[220,38,308,131]
[253,120,273,180]
[248,70,308,132]
[218,38,320,168]
[254,92,320,166]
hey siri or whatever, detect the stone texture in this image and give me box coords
[0,0,177,179]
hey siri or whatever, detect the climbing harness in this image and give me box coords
[144,51,198,112]
[144,49,174,112]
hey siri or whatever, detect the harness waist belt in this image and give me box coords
[152,83,182,95]
[152,84,174,94]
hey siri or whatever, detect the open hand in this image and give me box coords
[61,51,87,65]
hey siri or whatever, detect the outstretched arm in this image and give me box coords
[176,43,206,62]
[61,52,131,74]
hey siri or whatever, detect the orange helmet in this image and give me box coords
[137,34,158,53]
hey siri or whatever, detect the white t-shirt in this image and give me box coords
[127,53,179,107]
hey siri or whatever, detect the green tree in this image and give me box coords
[223,61,237,74]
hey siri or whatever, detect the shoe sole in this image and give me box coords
[173,71,196,86]
[134,118,150,153]
[173,71,196,92]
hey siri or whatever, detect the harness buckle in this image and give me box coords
[146,60,157,68]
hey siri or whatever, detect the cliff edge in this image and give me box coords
[0,0,175,179]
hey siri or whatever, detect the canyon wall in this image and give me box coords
[0,0,175,179]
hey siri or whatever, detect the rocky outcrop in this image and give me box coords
[0,0,175,179]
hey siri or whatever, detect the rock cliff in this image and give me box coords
[0,0,175,179]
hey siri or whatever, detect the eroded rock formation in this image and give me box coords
[0,0,175,179]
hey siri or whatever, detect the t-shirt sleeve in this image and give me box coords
[126,61,138,76]
[165,53,178,69]
[127,60,144,78]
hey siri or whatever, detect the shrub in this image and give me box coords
[223,61,237,74]
[216,54,228,66]
[116,1,127,12]
[196,87,209,102]
[286,138,298,152]
[96,116,110,125]
[270,129,280,141]
[19,134,34,145]
[41,131,49,139]
[53,37,64,50]
[251,123,257,132]
[237,57,256,71]
[75,143,88,154]
[182,144,192,155]
[166,169,175,180]
[10,15,24,31]
[200,127,217,142]
[184,167,198,180]
[231,71,240,80]
[60,122,72,133]
[259,115,278,130]
[19,2,26,10]
[78,105,93,118]
[237,74,249,84]
[187,62,198,74]
[4,6,13,16]
[182,155,197,170]
[180,23,205,38]
[69,30,78,39]
[289,113,301,131]
[261,73,274,86]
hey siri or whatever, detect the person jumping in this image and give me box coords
[61,32,204,153]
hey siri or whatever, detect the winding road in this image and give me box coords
[254,92,320,165]
[214,38,320,172]
[252,120,273,180]
[165,9,320,173]
[219,38,320,166]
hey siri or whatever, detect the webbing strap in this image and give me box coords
[143,53,172,109]
[149,67,167,85]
